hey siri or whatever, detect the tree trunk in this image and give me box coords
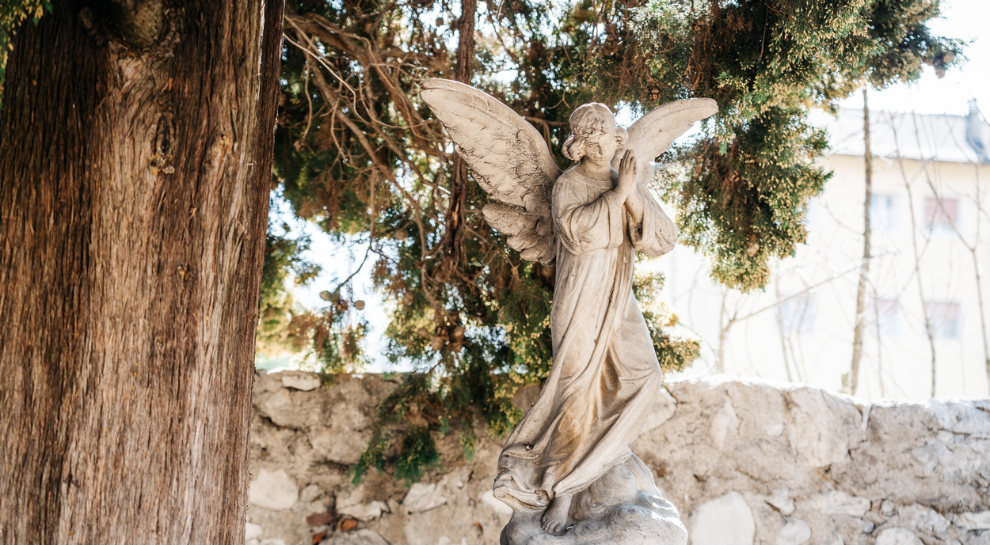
[848,88,873,396]
[442,0,477,269]
[0,0,284,543]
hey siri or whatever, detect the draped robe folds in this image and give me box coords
[494,167,679,510]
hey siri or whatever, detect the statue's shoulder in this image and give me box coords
[556,166,582,183]
[552,167,579,195]
[555,167,607,187]
[554,167,613,198]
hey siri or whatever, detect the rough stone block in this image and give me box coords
[809,491,871,517]
[774,518,811,545]
[402,483,447,514]
[876,527,924,545]
[245,374,990,545]
[958,511,990,531]
[248,469,298,511]
[688,492,754,545]
[326,530,390,545]
[278,370,322,391]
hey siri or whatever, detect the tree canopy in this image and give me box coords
[262,0,960,481]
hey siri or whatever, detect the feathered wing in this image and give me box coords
[619,98,719,183]
[421,79,560,265]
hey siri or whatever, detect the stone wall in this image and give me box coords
[246,371,990,545]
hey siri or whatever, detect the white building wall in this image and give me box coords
[662,110,990,401]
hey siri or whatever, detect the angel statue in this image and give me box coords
[421,79,717,545]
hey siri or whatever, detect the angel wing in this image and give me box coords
[421,79,560,266]
[612,98,719,183]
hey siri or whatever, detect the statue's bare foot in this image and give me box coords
[541,493,573,534]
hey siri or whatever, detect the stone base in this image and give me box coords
[498,455,687,545]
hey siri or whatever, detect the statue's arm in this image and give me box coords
[624,187,646,227]
[628,183,677,256]
[617,150,646,227]
[552,179,626,255]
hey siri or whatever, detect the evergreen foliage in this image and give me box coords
[264,0,959,482]
[256,217,323,359]
[633,271,702,371]
[0,0,49,98]
[621,0,962,288]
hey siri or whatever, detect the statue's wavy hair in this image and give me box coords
[562,103,628,162]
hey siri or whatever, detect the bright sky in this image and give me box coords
[273,0,990,372]
[838,0,990,117]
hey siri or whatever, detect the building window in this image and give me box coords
[779,293,815,335]
[923,196,958,232]
[875,298,900,337]
[925,301,961,339]
[870,194,899,232]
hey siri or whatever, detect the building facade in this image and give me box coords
[664,102,990,401]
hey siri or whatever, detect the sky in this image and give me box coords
[270,0,990,373]
[838,0,990,117]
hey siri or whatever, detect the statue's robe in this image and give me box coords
[494,167,678,509]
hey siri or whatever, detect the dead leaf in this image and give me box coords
[312,531,327,544]
[338,518,358,532]
[306,512,336,526]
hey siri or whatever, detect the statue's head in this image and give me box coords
[562,103,628,166]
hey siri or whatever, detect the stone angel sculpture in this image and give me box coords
[421,79,717,545]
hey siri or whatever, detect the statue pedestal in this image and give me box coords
[497,454,687,545]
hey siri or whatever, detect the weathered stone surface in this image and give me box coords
[402,483,447,514]
[262,389,308,429]
[300,484,322,503]
[325,529,390,545]
[338,502,386,522]
[246,522,263,540]
[958,511,990,530]
[643,388,678,433]
[687,492,754,545]
[399,467,473,516]
[899,504,950,536]
[876,527,924,545]
[784,387,863,468]
[709,397,740,451]
[278,370,322,391]
[249,469,299,511]
[246,372,990,545]
[881,500,896,516]
[766,488,795,515]
[774,518,810,545]
[809,491,871,517]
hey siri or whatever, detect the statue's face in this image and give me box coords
[582,130,619,167]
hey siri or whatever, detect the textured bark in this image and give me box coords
[849,89,872,395]
[443,0,477,268]
[0,0,284,543]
